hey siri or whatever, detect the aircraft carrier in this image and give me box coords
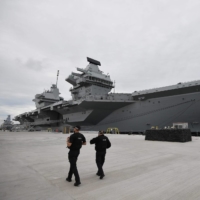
[14,57,200,133]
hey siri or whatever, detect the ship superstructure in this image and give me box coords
[66,57,114,100]
[14,84,64,128]
[14,57,200,133]
[50,57,134,126]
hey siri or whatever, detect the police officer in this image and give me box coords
[90,131,111,179]
[66,125,86,186]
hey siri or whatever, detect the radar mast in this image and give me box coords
[56,70,59,87]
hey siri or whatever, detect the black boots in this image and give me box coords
[74,182,81,186]
[66,178,72,182]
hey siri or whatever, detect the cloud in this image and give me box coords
[16,58,46,71]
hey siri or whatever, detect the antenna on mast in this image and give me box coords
[114,80,115,93]
[56,70,59,87]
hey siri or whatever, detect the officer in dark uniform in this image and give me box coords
[90,131,111,179]
[66,125,86,186]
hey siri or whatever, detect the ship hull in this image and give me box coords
[64,92,200,133]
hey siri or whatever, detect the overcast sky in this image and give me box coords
[0,0,200,124]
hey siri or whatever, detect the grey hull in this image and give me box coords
[61,92,200,132]
[93,92,200,132]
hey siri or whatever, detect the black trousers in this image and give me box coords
[96,151,106,176]
[67,150,80,183]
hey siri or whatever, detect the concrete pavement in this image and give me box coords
[0,131,200,200]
